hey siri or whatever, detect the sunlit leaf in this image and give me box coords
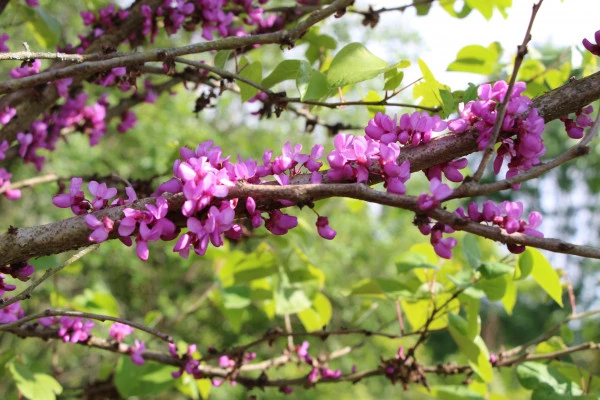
[527,248,564,307]
[237,61,262,102]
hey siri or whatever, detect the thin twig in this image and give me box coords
[0,309,172,342]
[0,245,99,310]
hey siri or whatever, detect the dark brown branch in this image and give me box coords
[1,73,600,265]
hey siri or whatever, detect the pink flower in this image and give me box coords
[58,317,94,343]
[418,178,453,211]
[109,322,134,343]
[117,111,137,133]
[84,214,114,243]
[0,300,24,324]
[88,181,118,210]
[265,210,297,235]
[52,177,89,215]
[130,340,146,365]
[0,106,16,125]
[582,30,600,56]
[55,78,73,98]
[0,33,9,52]
[316,216,336,240]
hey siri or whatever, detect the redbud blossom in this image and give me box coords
[582,30,600,56]
[316,216,336,240]
[109,322,134,343]
[130,340,146,365]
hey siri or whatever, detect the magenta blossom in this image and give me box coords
[316,216,336,240]
[84,215,114,243]
[130,340,146,365]
[88,181,118,210]
[265,210,298,235]
[418,178,453,211]
[582,30,600,56]
[0,300,24,324]
[0,33,9,52]
[58,317,94,343]
[109,322,134,343]
[52,178,89,215]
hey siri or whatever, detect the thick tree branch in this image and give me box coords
[1,72,600,265]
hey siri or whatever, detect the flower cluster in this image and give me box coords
[53,177,134,215]
[137,0,275,44]
[455,200,543,254]
[365,111,447,146]
[448,81,546,181]
[40,316,95,343]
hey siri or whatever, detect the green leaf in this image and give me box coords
[428,385,485,400]
[462,235,482,269]
[527,248,564,307]
[296,64,329,101]
[447,43,501,75]
[221,307,245,333]
[115,357,176,397]
[222,285,252,309]
[516,362,594,399]
[440,89,456,118]
[364,90,385,118]
[516,248,534,280]
[72,289,119,317]
[8,363,63,400]
[501,277,517,315]
[465,0,493,19]
[326,43,388,88]
[214,50,232,69]
[197,378,212,400]
[237,61,262,102]
[415,2,433,16]
[395,251,438,274]
[479,262,514,280]
[447,324,493,382]
[275,285,312,315]
[413,59,450,109]
[545,63,571,90]
[441,0,472,18]
[349,278,417,300]
[298,292,332,331]
[560,324,574,344]
[475,274,507,301]
[535,336,566,354]
[465,0,511,19]
[383,71,404,91]
[21,7,62,49]
[218,245,277,286]
[466,298,481,340]
[262,60,304,88]
[448,312,470,337]
[403,293,460,331]
[29,255,58,271]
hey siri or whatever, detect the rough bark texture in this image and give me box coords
[1,67,600,265]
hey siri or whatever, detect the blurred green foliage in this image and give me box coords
[0,0,599,399]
